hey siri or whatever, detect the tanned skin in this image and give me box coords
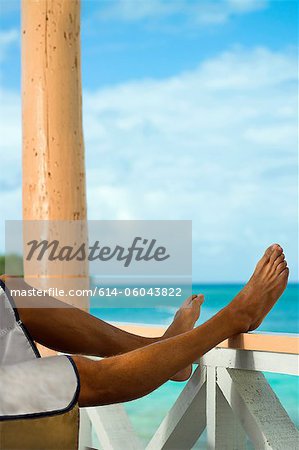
[1,244,289,407]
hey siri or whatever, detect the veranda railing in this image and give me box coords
[79,330,299,450]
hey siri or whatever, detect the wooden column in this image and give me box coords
[21,0,88,324]
[22,0,86,221]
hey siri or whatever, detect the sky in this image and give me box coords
[0,0,298,282]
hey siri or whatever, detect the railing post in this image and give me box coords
[79,409,93,450]
[206,366,217,449]
[217,367,299,449]
[86,405,143,450]
[215,382,246,449]
[147,365,206,450]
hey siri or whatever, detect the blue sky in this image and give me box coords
[0,0,298,282]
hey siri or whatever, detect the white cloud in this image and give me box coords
[0,87,22,185]
[0,29,18,63]
[227,0,267,13]
[83,46,297,281]
[98,0,268,25]
[0,29,22,246]
[0,87,22,248]
[0,44,297,281]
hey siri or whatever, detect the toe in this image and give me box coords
[279,267,289,284]
[270,243,282,252]
[262,244,282,262]
[264,245,275,259]
[196,294,204,305]
[269,248,283,264]
[273,243,283,252]
[258,245,275,267]
[182,295,196,308]
[274,253,285,267]
[276,261,287,274]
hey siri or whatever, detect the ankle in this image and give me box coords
[224,303,251,335]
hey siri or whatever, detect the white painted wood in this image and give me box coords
[87,404,142,450]
[217,367,299,449]
[146,365,207,450]
[80,347,298,450]
[215,385,246,450]
[200,348,298,375]
[205,364,247,450]
[206,366,216,449]
[79,408,93,450]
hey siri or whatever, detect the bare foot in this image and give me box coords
[164,294,204,381]
[228,244,289,333]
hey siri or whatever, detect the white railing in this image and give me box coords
[79,332,299,450]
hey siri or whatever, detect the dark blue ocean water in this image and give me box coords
[91,283,298,445]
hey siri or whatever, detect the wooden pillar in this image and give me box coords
[22,0,86,221]
[21,0,88,321]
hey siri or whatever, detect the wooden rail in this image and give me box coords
[112,323,299,355]
[79,324,298,449]
[79,342,299,450]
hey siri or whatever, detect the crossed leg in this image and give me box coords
[1,278,203,381]
[74,244,288,406]
[2,244,289,407]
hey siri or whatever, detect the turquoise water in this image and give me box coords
[91,283,298,445]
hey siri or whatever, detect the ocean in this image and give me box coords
[91,283,298,447]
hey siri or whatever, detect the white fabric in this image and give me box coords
[0,284,79,417]
[0,286,37,366]
[0,356,78,416]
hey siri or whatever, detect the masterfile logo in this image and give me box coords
[26,237,170,267]
[4,220,192,309]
